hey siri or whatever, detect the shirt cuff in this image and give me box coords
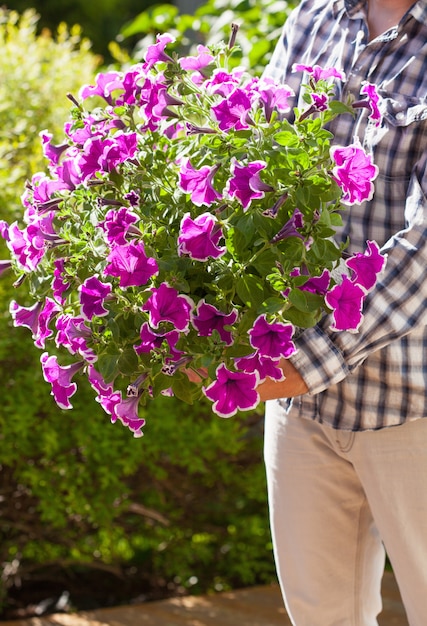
[289,325,351,395]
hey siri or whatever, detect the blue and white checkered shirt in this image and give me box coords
[265,0,427,430]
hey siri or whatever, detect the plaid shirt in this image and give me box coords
[264,0,427,430]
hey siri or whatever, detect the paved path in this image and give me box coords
[0,571,407,625]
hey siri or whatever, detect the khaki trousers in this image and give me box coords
[264,400,427,626]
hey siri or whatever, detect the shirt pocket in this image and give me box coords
[371,91,427,186]
[380,91,427,126]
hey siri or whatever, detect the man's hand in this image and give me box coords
[257,359,308,401]
[183,359,308,402]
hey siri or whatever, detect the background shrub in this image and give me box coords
[2,0,168,62]
[118,0,297,75]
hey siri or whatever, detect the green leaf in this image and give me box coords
[118,348,139,376]
[97,352,120,382]
[282,306,323,328]
[236,274,265,308]
[288,288,324,313]
[274,130,300,148]
[259,296,286,314]
[250,247,275,272]
[171,373,196,404]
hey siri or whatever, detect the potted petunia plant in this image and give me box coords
[1,31,386,436]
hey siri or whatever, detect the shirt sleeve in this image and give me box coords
[290,158,427,395]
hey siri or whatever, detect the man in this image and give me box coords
[258,0,427,624]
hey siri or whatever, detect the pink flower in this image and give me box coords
[178,45,214,72]
[87,364,114,398]
[191,301,237,345]
[203,364,259,418]
[142,283,194,331]
[293,63,345,82]
[346,240,386,291]
[353,83,382,127]
[80,71,123,104]
[78,276,112,320]
[40,353,84,409]
[9,300,43,337]
[325,275,366,332]
[331,142,379,205]
[111,393,146,437]
[178,213,225,261]
[249,314,296,359]
[134,322,181,361]
[98,207,138,246]
[55,314,96,362]
[299,268,331,295]
[211,88,253,131]
[52,258,71,304]
[235,353,285,383]
[178,159,222,207]
[257,77,294,122]
[144,33,175,70]
[226,159,273,210]
[104,241,159,287]
[204,68,244,97]
[34,297,62,349]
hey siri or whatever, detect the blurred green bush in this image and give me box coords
[118,0,297,75]
[0,4,282,613]
[3,0,166,62]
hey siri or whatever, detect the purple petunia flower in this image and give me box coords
[77,132,138,182]
[111,393,146,438]
[178,159,222,207]
[235,352,285,383]
[292,63,346,82]
[211,88,253,132]
[257,77,294,122]
[134,322,181,360]
[270,208,305,244]
[203,364,259,418]
[80,71,123,104]
[346,240,386,291]
[104,241,159,288]
[143,33,175,70]
[99,207,139,246]
[40,131,68,166]
[87,364,114,398]
[325,275,366,332]
[56,314,96,362]
[52,258,71,304]
[331,142,379,205]
[226,159,274,210]
[178,45,214,72]
[9,300,43,337]
[191,301,238,345]
[40,352,84,409]
[78,276,112,321]
[34,297,62,349]
[204,68,243,97]
[249,314,296,359]
[142,283,193,331]
[298,268,331,295]
[353,83,382,127]
[178,213,225,261]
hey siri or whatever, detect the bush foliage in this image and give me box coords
[118,0,297,75]
[3,0,165,62]
[0,3,281,613]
